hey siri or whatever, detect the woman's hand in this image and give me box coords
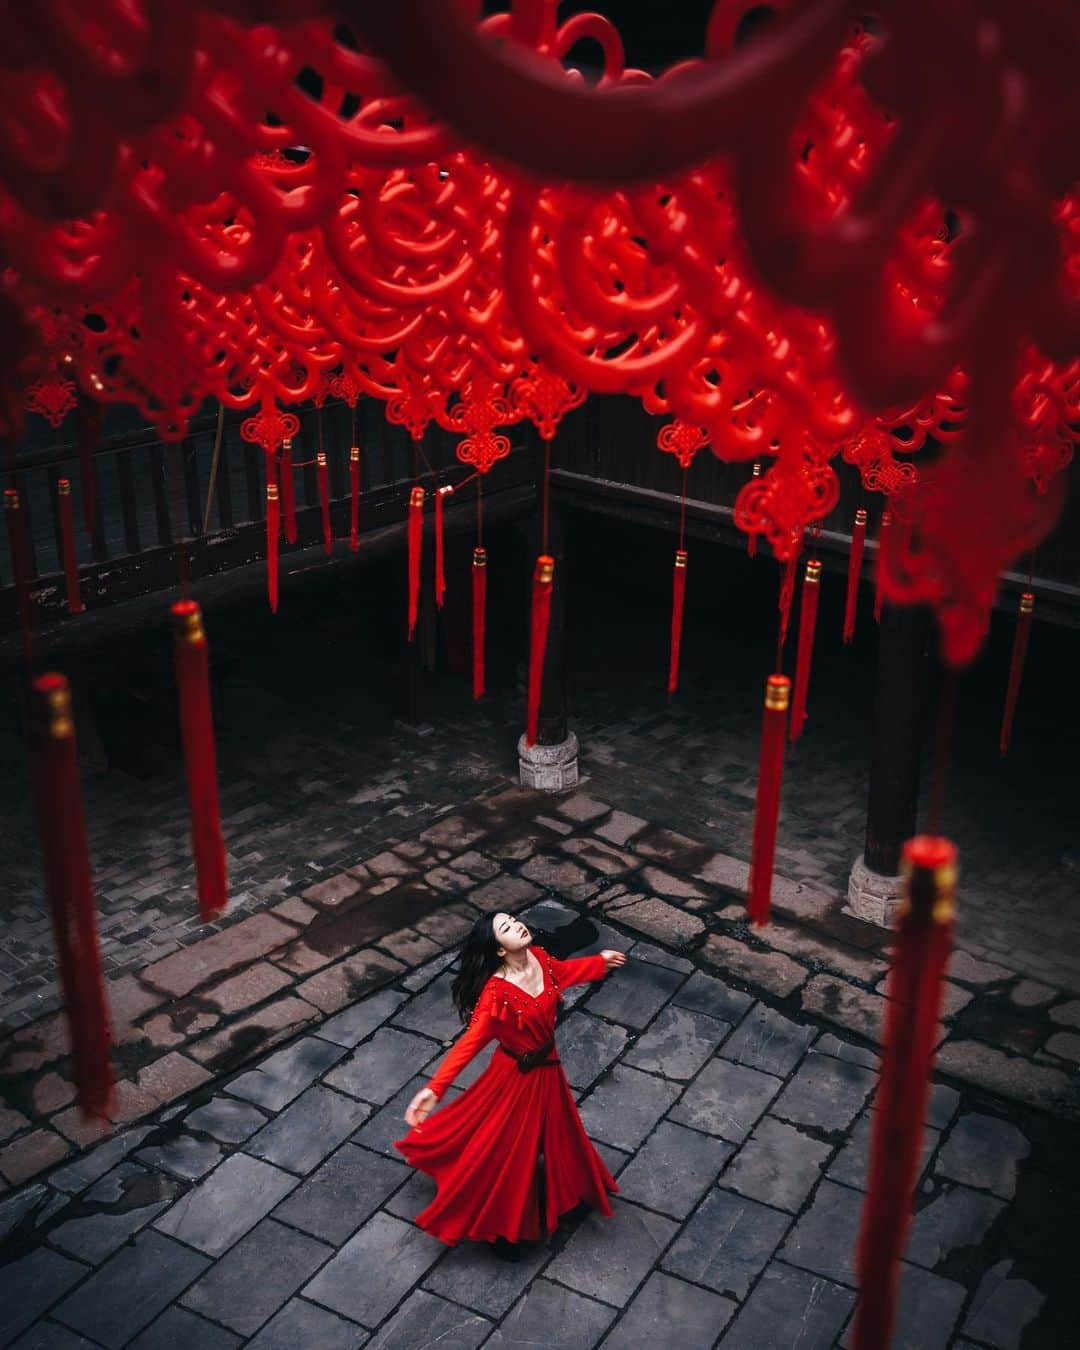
[405,1087,438,1128]
[600,949,627,971]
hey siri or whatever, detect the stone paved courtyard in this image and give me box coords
[0,897,1072,1349]
[1,520,1078,1346]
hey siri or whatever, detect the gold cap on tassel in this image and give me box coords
[1019,592,1034,615]
[58,479,72,497]
[266,483,279,501]
[34,673,74,739]
[410,487,425,509]
[473,547,487,567]
[675,549,688,568]
[805,559,822,584]
[171,599,206,645]
[855,507,867,526]
[349,446,360,463]
[764,674,791,711]
[316,451,327,468]
[901,836,957,923]
[4,488,20,511]
[537,555,555,585]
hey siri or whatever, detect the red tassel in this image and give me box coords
[473,546,487,700]
[280,438,297,543]
[999,592,1034,756]
[408,486,424,640]
[349,445,361,552]
[747,674,790,926]
[526,554,555,746]
[790,559,821,742]
[29,674,114,1120]
[265,483,280,614]
[747,462,761,557]
[4,487,34,666]
[435,485,452,609]
[668,549,688,695]
[77,393,102,537]
[172,601,228,921]
[874,510,892,623]
[317,450,332,554]
[855,836,955,1350]
[57,479,84,616]
[844,508,867,644]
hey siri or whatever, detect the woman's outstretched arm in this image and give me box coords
[546,948,627,990]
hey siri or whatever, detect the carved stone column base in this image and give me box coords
[518,731,579,793]
[845,853,905,928]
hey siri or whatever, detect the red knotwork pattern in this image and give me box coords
[0,1,1074,662]
[25,376,77,427]
[658,421,711,469]
[449,384,514,474]
[240,401,301,454]
[510,366,585,442]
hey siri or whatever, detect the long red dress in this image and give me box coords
[393,946,618,1246]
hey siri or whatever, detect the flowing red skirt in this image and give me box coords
[395,1046,618,1246]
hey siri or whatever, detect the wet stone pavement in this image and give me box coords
[0,896,1070,1349]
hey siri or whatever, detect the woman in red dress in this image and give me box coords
[395,911,627,1255]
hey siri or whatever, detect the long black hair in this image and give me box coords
[449,912,600,1024]
[451,912,504,1024]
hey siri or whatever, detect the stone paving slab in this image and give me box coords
[0,885,1070,1348]
[5,764,1080,1193]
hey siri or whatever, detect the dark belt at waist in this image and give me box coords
[500,1040,560,1073]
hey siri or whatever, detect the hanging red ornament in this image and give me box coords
[408,486,424,640]
[172,600,228,922]
[526,554,555,746]
[999,592,1035,756]
[874,511,892,623]
[748,674,791,927]
[29,673,114,1121]
[435,484,452,609]
[349,445,361,552]
[778,545,800,650]
[265,483,280,614]
[317,450,332,554]
[280,437,298,544]
[790,559,822,742]
[668,549,688,695]
[844,507,867,644]
[472,545,487,700]
[855,835,956,1350]
[748,462,762,557]
[57,479,84,616]
[4,487,34,666]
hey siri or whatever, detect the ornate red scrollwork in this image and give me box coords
[448,382,514,475]
[240,398,301,455]
[658,420,711,469]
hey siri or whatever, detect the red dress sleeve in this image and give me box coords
[544,949,610,990]
[425,991,497,1101]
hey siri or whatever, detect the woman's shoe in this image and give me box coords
[488,1237,521,1262]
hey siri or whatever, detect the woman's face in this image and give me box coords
[492,912,531,956]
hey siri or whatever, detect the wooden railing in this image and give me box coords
[5,389,1077,639]
[0,400,534,638]
[549,395,1080,621]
